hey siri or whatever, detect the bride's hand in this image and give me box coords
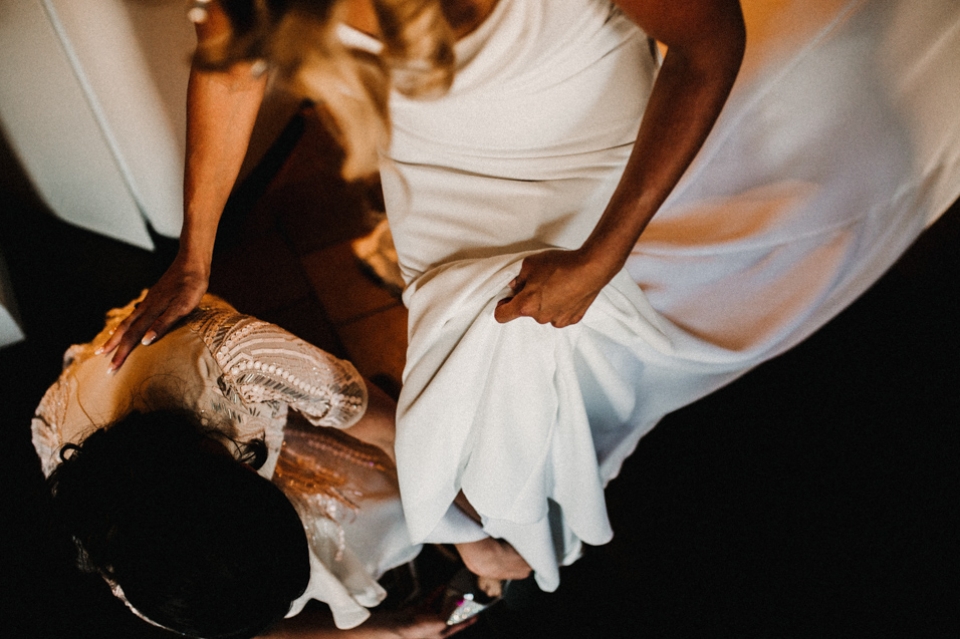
[493,248,615,328]
[98,253,210,372]
[454,537,532,582]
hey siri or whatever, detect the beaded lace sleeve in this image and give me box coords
[188,297,368,429]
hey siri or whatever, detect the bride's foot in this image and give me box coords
[453,537,532,582]
[476,576,502,598]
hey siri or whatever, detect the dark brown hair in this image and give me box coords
[49,410,310,639]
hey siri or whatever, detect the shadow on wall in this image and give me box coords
[0,0,300,251]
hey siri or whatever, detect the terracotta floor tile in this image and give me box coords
[335,304,408,388]
[269,106,343,183]
[219,103,307,246]
[260,107,377,255]
[301,242,401,325]
[209,230,312,317]
[273,180,375,255]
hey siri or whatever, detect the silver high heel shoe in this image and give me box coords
[441,568,504,625]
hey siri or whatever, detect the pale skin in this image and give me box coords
[99,0,744,590]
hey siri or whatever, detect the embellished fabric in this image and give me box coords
[277,417,418,629]
[273,423,395,562]
[29,294,416,631]
[187,295,367,430]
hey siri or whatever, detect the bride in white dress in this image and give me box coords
[100,0,960,593]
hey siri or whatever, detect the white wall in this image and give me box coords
[0,0,195,249]
[0,0,300,347]
[0,248,24,349]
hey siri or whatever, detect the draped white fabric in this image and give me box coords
[382,0,960,592]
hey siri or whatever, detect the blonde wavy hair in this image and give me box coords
[197,0,455,180]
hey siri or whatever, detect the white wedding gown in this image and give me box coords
[366,0,960,591]
[31,295,420,629]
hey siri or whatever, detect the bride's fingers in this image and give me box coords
[106,309,161,372]
[97,307,142,356]
[106,337,138,374]
[146,302,195,343]
[493,295,519,323]
[102,293,175,368]
[111,301,198,371]
[494,287,544,323]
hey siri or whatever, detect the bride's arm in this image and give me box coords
[102,1,267,370]
[494,0,746,327]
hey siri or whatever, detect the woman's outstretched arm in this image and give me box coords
[494,0,746,327]
[101,2,267,371]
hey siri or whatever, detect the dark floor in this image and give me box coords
[2,109,958,638]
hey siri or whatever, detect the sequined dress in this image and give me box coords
[31,294,419,629]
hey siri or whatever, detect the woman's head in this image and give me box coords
[49,411,310,639]
[197,0,455,180]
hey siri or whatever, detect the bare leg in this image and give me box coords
[452,490,532,582]
[344,381,532,582]
[340,378,398,463]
